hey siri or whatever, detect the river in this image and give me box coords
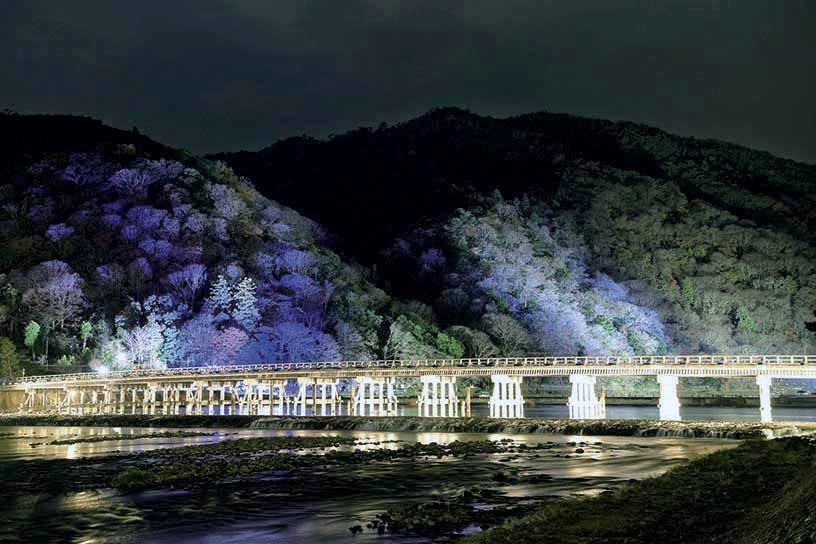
[398,403,816,421]
[0,416,744,544]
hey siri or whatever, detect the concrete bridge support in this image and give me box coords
[568,375,605,420]
[293,378,312,416]
[756,375,773,422]
[245,381,263,415]
[315,380,342,416]
[185,382,202,415]
[269,381,290,415]
[231,381,256,415]
[353,376,397,416]
[489,375,524,418]
[417,376,459,417]
[291,379,343,416]
[657,375,681,421]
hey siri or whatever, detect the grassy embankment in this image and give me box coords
[461,436,816,544]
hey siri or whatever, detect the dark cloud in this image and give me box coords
[2,0,815,162]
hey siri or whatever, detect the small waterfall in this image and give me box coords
[247,416,816,440]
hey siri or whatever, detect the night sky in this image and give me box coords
[3,1,815,162]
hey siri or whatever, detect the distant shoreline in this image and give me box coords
[2,414,815,440]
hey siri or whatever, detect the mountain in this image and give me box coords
[214,107,816,356]
[0,108,813,385]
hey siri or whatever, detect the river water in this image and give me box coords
[0,419,742,544]
[396,404,816,422]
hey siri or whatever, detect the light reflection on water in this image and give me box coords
[0,424,741,544]
[263,403,816,422]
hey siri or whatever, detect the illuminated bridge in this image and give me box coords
[3,354,815,422]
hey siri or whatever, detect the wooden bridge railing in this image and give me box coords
[9,354,816,386]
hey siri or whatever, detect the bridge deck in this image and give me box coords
[4,355,815,390]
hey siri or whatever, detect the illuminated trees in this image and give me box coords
[167,264,208,307]
[3,141,393,369]
[334,320,373,360]
[206,274,260,333]
[0,282,21,338]
[481,313,531,355]
[233,277,260,332]
[60,153,115,185]
[208,275,233,321]
[266,321,339,363]
[448,326,499,358]
[0,337,21,380]
[274,249,315,275]
[211,327,248,365]
[123,322,164,368]
[22,261,85,331]
[208,183,247,221]
[24,321,39,360]
[79,321,93,352]
[109,168,157,198]
[45,223,74,241]
[383,315,465,359]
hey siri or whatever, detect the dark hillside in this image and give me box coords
[0,113,181,173]
[215,108,815,257]
[216,108,816,356]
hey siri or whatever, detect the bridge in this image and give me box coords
[3,354,815,422]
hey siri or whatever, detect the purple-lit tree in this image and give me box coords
[275,249,315,275]
[239,322,339,364]
[22,260,85,331]
[109,168,158,198]
[211,327,248,365]
[60,153,115,186]
[167,264,208,307]
[46,223,74,242]
[208,184,247,221]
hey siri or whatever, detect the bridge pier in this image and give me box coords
[293,378,312,416]
[232,381,250,415]
[568,375,605,420]
[418,376,459,417]
[266,380,289,415]
[314,380,342,415]
[353,376,397,416]
[756,375,773,422]
[243,381,258,415]
[657,375,681,421]
[221,386,230,415]
[208,384,220,415]
[185,383,199,415]
[164,386,175,415]
[489,375,524,418]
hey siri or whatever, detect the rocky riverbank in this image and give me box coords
[462,436,816,544]
[3,414,816,439]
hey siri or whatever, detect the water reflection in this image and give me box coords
[0,425,740,544]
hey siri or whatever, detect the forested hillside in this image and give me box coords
[0,109,813,379]
[217,108,816,356]
[0,113,468,372]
